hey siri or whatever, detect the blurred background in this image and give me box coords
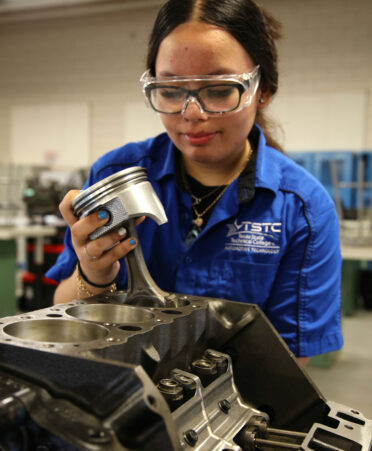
[0,0,371,418]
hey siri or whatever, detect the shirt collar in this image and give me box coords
[152,124,281,199]
[148,133,176,181]
[253,123,281,194]
[237,124,282,203]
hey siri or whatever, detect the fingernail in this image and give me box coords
[118,226,127,237]
[129,238,136,246]
[98,210,108,220]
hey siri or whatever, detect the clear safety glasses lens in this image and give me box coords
[140,66,260,115]
[148,83,244,114]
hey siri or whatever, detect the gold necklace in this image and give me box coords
[183,142,253,227]
[192,184,229,227]
[189,184,224,205]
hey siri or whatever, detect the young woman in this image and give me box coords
[47,0,343,365]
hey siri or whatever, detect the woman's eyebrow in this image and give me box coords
[156,69,237,77]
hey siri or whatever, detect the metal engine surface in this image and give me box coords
[0,292,371,450]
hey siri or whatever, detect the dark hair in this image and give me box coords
[146,0,283,150]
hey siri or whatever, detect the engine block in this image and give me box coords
[0,292,371,450]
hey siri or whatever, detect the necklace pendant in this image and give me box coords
[191,195,201,205]
[194,216,203,227]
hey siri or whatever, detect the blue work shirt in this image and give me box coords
[47,126,343,357]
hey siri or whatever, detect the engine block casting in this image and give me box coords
[0,293,371,450]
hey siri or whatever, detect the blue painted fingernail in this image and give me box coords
[98,210,108,220]
[129,238,136,246]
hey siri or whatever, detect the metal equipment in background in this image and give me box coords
[0,164,31,226]
[0,166,370,450]
[330,156,372,245]
[24,167,88,224]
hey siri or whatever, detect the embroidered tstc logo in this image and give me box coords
[225,219,282,254]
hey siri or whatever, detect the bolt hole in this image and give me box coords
[88,428,105,439]
[161,310,182,315]
[119,325,142,331]
[147,395,157,407]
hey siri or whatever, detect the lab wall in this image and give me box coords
[0,0,371,168]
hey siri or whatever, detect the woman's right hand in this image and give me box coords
[59,190,139,288]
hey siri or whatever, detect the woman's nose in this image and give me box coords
[181,97,208,120]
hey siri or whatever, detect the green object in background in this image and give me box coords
[341,259,365,316]
[0,240,17,317]
[341,260,359,316]
[309,259,362,368]
[309,351,340,369]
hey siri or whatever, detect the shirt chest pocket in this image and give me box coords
[202,259,279,309]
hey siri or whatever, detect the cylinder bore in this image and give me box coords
[65,304,155,324]
[3,319,108,343]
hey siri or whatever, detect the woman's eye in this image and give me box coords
[158,88,183,100]
[204,86,235,99]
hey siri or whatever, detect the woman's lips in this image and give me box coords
[184,132,216,146]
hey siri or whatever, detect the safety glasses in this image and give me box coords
[140,65,260,115]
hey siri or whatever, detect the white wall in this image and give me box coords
[0,6,161,167]
[11,102,90,166]
[0,0,371,167]
[263,0,372,152]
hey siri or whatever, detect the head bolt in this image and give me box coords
[204,349,228,374]
[191,358,217,374]
[183,429,198,447]
[173,373,196,390]
[218,399,231,414]
[157,378,183,401]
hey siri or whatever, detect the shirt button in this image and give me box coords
[185,256,192,263]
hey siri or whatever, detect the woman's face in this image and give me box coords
[155,21,262,168]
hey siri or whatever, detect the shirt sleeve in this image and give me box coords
[264,201,343,358]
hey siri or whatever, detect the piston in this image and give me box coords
[72,166,174,307]
[72,166,167,240]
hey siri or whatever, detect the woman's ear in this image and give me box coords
[257,90,272,110]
